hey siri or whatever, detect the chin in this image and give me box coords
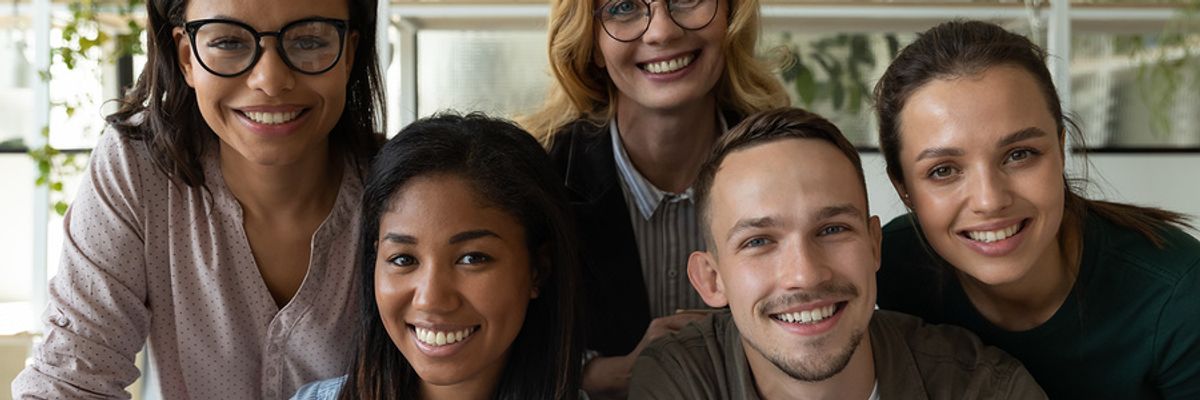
[955,259,1035,287]
[415,370,470,387]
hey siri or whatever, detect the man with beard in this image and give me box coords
[627,108,1045,399]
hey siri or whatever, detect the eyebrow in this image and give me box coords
[449,230,501,244]
[725,216,778,243]
[380,229,501,245]
[206,14,338,25]
[724,205,864,241]
[996,127,1048,148]
[381,233,416,244]
[817,204,864,221]
[914,126,1049,162]
[914,146,964,162]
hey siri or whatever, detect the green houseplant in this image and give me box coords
[29,0,143,215]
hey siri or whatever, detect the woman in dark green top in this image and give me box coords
[871,20,1200,399]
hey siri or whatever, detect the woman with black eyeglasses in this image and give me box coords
[519,0,788,396]
[13,0,384,398]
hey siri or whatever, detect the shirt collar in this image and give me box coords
[609,113,728,220]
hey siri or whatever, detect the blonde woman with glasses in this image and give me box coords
[521,0,787,396]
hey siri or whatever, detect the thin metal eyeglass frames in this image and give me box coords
[183,17,348,77]
[594,0,719,42]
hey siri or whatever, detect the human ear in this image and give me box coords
[530,243,552,299]
[687,251,728,307]
[174,27,196,87]
[891,178,912,210]
[343,31,359,72]
[868,215,883,272]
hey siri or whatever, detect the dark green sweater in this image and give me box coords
[878,212,1200,400]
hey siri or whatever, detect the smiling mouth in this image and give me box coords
[237,109,307,125]
[408,324,480,347]
[638,51,699,74]
[961,219,1028,243]
[770,302,845,325]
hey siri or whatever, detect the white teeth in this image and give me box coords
[414,326,476,347]
[966,223,1022,243]
[644,54,695,74]
[243,110,302,125]
[774,304,837,325]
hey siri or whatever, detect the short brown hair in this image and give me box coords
[694,107,867,245]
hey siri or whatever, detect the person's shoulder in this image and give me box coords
[881,214,922,245]
[640,312,729,363]
[92,122,155,167]
[877,214,947,316]
[880,213,937,266]
[547,118,608,158]
[290,375,347,400]
[873,311,1045,399]
[1088,213,1200,284]
[875,310,996,362]
[630,313,736,399]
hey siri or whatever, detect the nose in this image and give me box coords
[778,237,833,291]
[641,1,684,45]
[245,37,295,97]
[968,166,1014,215]
[411,265,460,313]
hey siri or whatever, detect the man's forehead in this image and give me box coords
[712,140,865,208]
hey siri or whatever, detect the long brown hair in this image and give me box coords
[873,20,1191,248]
[518,0,789,144]
[106,0,385,187]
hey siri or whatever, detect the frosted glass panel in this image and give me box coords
[416,30,550,119]
[0,155,35,302]
[1071,32,1200,149]
[0,27,37,150]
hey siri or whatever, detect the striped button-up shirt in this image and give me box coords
[609,119,724,318]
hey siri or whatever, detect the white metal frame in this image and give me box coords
[30,0,51,334]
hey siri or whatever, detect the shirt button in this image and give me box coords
[266,366,277,377]
[268,343,280,353]
[265,390,276,399]
[668,269,678,278]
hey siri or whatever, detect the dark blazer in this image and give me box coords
[547,112,741,356]
[548,120,649,356]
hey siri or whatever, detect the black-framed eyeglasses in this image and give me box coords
[594,0,719,42]
[183,17,349,77]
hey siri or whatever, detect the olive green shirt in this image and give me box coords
[629,310,1045,399]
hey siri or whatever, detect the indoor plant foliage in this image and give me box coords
[29,0,143,215]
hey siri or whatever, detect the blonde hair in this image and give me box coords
[518,0,790,144]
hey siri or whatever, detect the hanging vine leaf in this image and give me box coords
[793,63,818,106]
[886,34,900,59]
[30,0,145,216]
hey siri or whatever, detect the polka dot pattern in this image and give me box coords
[13,132,363,399]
